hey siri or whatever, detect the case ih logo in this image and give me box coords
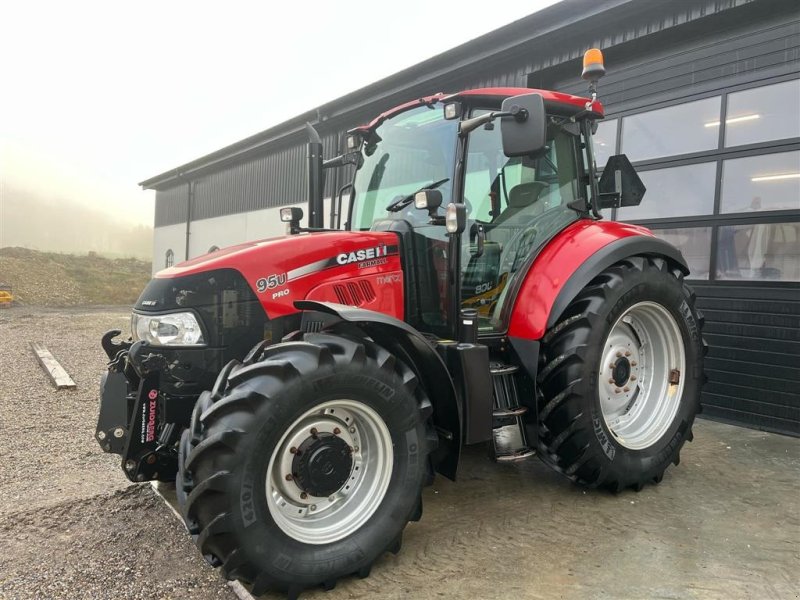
[336,245,389,265]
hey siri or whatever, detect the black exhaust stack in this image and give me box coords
[305,123,324,229]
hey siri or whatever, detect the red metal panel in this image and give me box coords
[157,231,404,319]
[306,272,404,320]
[507,219,652,340]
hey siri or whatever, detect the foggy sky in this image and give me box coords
[1,0,559,241]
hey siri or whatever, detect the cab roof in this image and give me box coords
[350,87,603,133]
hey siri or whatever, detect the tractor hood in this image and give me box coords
[145,230,403,319]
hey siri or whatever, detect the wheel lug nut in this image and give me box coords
[310,427,318,438]
[349,426,356,433]
[310,504,317,511]
[614,388,621,394]
[300,491,307,499]
[623,387,630,392]
[353,446,359,452]
[630,375,637,381]
[608,378,615,384]
[290,447,297,454]
[333,427,341,435]
[625,351,631,357]
[631,361,637,367]
[285,474,293,481]
[616,351,622,358]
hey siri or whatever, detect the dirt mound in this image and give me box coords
[0,247,151,306]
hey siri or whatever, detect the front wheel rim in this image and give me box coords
[265,399,393,544]
[598,301,687,450]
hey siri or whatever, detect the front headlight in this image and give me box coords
[131,311,205,346]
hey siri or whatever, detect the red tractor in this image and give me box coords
[97,50,704,597]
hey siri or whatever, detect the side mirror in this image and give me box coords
[501,93,547,158]
[597,154,646,209]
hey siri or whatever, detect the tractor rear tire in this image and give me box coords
[176,332,433,598]
[537,255,705,492]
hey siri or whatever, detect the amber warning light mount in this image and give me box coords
[581,48,606,110]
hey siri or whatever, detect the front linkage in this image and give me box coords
[96,330,188,482]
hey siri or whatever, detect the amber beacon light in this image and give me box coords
[582,48,606,82]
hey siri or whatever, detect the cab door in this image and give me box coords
[459,109,585,333]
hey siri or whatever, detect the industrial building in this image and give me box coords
[140,0,799,435]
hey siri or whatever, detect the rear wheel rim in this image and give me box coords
[598,301,686,450]
[265,399,393,544]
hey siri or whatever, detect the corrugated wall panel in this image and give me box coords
[694,283,800,435]
[538,13,800,109]
[154,184,187,227]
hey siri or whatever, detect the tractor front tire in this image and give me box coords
[537,255,705,492]
[177,332,433,597]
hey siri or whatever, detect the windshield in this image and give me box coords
[350,105,458,230]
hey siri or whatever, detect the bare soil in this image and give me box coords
[0,247,151,306]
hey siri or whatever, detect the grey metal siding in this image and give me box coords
[538,8,800,108]
[154,185,187,227]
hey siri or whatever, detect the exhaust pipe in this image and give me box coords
[305,123,324,229]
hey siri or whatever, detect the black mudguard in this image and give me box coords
[295,300,462,480]
[547,235,689,330]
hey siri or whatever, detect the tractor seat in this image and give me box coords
[492,181,547,227]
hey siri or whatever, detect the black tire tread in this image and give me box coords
[537,255,704,492]
[177,329,434,597]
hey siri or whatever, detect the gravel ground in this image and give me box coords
[1,306,798,600]
[0,306,235,600]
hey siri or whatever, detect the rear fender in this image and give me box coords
[295,300,461,480]
[507,220,688,342]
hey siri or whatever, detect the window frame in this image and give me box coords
[601,71,800,285]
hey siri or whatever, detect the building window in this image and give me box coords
[208,245,220,253]
[724,79,800,148]
[720,150,800,214]
[592,118,618,168]
[620,96,721,162]
[617,162,716,221]
[165,249,174,268]
[716,222,800,281]
[652,227,712,280]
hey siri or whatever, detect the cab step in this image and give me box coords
[490,362,535,461]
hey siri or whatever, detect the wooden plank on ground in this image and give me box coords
[31,342,76,389]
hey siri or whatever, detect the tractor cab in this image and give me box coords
[345,88,602,337]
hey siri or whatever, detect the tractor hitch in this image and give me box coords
[96,333,183,482]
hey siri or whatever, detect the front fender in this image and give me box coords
[295,300,462,480]
[507,220,688,340]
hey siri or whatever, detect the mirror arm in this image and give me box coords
[323,151,361,169]
[459,108,529,136]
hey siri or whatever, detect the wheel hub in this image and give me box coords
[597,301,687,450]
[293,433,353,497]
[612,356,631,387]
[266,400,394,545]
